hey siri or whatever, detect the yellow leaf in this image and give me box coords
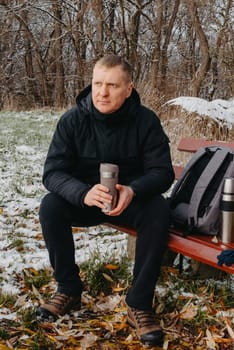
[31,284,41,298]
[102,273,114,282]
[30,267,39,275]
[114,306,127,313]
[105,264,119,270]
[23,327,36,335]
[0,208,3,215]
[112,287,126,292]
[47,334,60,342]
[0,345,12,350]
[114,321,128,332]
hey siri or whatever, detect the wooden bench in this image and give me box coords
[106,137,234,274]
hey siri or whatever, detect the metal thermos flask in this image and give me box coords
[219,177,234,244]
[100,163,119,213]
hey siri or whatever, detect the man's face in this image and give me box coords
[92,64,133,114]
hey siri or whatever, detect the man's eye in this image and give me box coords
[94,82,102,86]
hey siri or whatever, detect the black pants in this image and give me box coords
[39,192,170,310]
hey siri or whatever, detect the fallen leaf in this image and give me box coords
[95,295,122,312]
[112,286,126,292]
[102,273,114,283]
[179,301,197,320]
[163,337,169,350]
[0,345,12,350]
[79,332,98,348]
[225,321,234,340]
[104,264,119,270]
[205,328,216,350]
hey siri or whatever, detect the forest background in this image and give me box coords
[0,0,233,111]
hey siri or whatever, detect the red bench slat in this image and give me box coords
[178,137,234,153]
[106,223,234,274]
[168,229,234,274]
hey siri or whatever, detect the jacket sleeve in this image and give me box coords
[42,110,90,207]
[129,113,175,198]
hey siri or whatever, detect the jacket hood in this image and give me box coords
[75,84,141,124]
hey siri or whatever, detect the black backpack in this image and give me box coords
[170,146,234,235]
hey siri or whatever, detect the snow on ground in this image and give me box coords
[0,110,128,298]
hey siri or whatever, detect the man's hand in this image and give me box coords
[84,184,112,210]
[108,184,135,216]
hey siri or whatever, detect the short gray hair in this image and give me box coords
[94,55,133,82]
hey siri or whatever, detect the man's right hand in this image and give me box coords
[84,184,112,210]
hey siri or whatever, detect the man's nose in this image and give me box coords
[100,84,109,96]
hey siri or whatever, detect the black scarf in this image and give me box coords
[92,97,131,125]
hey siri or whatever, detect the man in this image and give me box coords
[37,54,174,346]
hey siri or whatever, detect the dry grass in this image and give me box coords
[159,104,234,167]
[137,86,234,166]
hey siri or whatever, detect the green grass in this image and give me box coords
[0,293,17,308]
[23,268,53,290]
[80,249,132,297]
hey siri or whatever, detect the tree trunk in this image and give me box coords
[151,0,163,89]
[160,0,180,91]
[21,6,38,105]
[188,0,211,97]
[52,2,65,108]
[210,0,232,99]
[12,13,49,105]
[119,0,130,58]
[92,0,104,57]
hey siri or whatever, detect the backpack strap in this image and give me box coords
[170,147,207,199]
[188,147,231,227]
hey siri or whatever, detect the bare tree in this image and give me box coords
[187,0,211,96]
[210,0,233,99]
[160,0,180,91]
[150,0,163,89]
[51,1,65,107]
[0,0,233,109]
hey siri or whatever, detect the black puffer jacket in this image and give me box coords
[43,85,175,207]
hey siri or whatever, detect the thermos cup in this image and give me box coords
[219,177,234,244]
[100,163,119,213]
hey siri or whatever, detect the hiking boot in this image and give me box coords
[127,306,164,346]
[37,292,81,321]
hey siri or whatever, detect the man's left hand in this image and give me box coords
[107,184,135,216]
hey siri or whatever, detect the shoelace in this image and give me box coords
[47,293,71,310]
[133,309,157,328]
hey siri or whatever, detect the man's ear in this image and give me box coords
[126,82,133,97]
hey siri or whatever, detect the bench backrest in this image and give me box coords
[178,137,234,153]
